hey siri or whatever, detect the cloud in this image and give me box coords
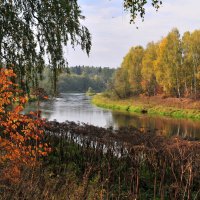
[65,0,200,68]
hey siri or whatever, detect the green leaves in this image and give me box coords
[123,0,162,23]
[0,0,91,92]
[0,0,162,93]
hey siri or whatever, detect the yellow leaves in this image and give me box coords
[158,37,168,55]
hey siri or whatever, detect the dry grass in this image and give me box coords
[1,121,200,199]
[93,94,200,119]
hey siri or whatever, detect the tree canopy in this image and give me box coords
[112,28,200,99]
[40,66,115,94]
[0,0,162,93]
[0,0,91,92]
[124,0,162,23]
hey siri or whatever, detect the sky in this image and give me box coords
[65,0,200,68]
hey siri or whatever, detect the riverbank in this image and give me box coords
[92,94,200,120]
[2,121,199,199]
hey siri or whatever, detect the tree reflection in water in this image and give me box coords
[24,93,200,139]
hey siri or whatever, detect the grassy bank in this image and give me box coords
[92,94,200,120]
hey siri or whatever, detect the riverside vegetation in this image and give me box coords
[92,94,200,120]
[1,1,200,198]
[110,28,200,100]
[1,120,200,199]
[93,28,200,120]
[39,66,115,95]
[2,27,200,198]
[0,69,200,200]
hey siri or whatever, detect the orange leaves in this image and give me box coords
[3,68,16,77]
[0,106,4,113]
[19,96,28,104]
[14,105,24,113]
[0,68,51,183]
[43,96,48,100]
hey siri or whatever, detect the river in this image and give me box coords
[25,93,200,139]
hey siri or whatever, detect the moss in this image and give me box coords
[92,94,200,120]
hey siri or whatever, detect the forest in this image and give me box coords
[111,28,200,99]
[58,66,115,93]
[39,66,115,94]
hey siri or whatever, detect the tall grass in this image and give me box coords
[1,121,200,199]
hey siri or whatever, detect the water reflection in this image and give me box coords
[24,93,114,128]
[24,93,200,139]
[111,111,200,138]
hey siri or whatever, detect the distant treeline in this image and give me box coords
[110,28,200,99]
[58,66,115,93]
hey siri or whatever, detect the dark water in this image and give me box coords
[24,93,200,139]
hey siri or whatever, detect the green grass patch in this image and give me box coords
[92,94,200,120]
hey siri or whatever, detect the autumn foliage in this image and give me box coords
[0,68,50,182]
[112,29,200,99]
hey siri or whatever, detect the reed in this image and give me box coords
[1,121,199,199]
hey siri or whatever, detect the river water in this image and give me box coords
[25,93,200,139]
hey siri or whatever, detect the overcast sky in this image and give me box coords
[64,0,200,68]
